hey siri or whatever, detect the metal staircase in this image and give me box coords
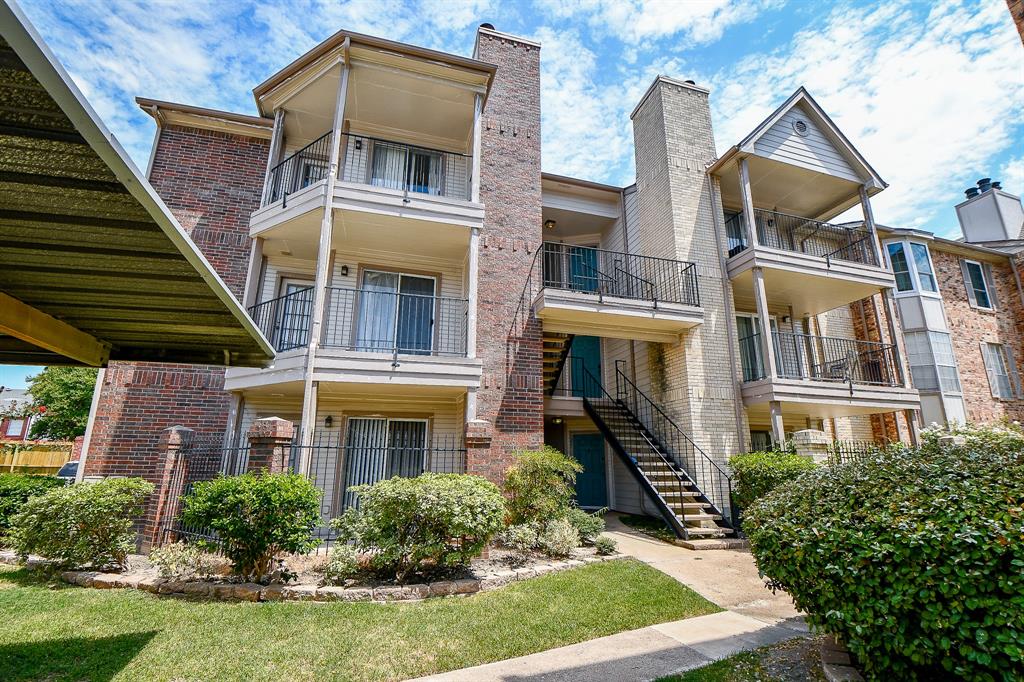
[542,333,574,394]
[572,362,736,540]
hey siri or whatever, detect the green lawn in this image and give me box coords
[0,558,718,682]
[658,637,825,682]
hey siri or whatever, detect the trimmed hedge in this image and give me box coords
[0,473,63,538]
[728,450,815,511]
[744,435,1024,680]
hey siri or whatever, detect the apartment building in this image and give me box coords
[875,178,1024,428]
[82,24,922,541]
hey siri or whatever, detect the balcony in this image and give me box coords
[225,285,480,393]
[726,209,894,316]
[249,131,483,244]
[737,330,919,418]
[532,242,703,342]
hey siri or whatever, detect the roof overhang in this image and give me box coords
[136,98,273,140]
[0,0,274,367]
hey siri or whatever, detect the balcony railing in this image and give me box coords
[264,132,332,206]
[540,242,700,306]
[322,286,468,357]
[738,331,902,386]
[339,133,472,201]
[725,209,878,266]
[248,286,314,352]
[550,355,603,399]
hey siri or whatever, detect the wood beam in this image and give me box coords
[0,291,109,366]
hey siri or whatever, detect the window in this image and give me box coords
[370,142,443,195]
[982,343,1021,399]
[5,418,25,437]
[904,331,960,393]
[885,240,938,294]
[356,270,436,354]
[887,242,913,292]
[961,259,997,310]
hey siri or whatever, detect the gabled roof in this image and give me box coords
[710,87,886,190]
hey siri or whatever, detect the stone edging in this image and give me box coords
[821,635,865,682]
[0,550,620,603]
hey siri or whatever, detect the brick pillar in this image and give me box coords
[246,417,295,474]
[143,425,195,551]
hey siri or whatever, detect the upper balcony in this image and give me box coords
[532,242,703,342]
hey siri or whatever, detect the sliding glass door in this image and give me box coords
[339,418,427,509]
[355,270,436,354]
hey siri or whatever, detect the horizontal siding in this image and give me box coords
[753,106,860,183]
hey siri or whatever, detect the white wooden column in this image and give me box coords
[769,400,785,446]
[467,227,480,359]
[242,237,264,309]
[738,157,758,247]
[859,185,884,266]
[299,58,350,464]
[75,368,106,483]
[880,288,911,389]
[260,109,286,205]
[751,266,778,379]
[470,94,482,203]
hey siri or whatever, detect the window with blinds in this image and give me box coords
[982,342,1021,399]
[961,259,998,310]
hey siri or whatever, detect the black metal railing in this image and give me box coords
[612,361,735,527]
[322,286,469,357]
[738,331,902,386]
[540,242,700,306]
[550,355,603,398]
[826,440,882,465]
[264,131,332,206]
[338,132,472,200]
[725,209,878,266]
[247,287,314,352]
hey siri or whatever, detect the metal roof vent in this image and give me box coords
[793,119,809,137]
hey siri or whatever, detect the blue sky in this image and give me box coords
[5,0,1022,386]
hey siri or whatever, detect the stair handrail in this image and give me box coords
[574,364,696,531]
[613,361,735,527]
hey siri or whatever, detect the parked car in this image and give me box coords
[55,460,78,483]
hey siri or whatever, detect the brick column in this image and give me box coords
[246,417,295,474]
[143,425,195,551]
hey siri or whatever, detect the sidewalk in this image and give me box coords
[415,516,806,681]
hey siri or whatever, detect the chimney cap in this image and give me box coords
[479,22,495,30]
[684,79,696,85]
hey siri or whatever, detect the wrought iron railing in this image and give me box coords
[612,361,735,527]
[550,355,603,398]
[264,131,332,206]
[540,242,700,306]
[247,286,314,352]
[738,331,902,386]
[322,286,469,357]
[725,208,878,266]
[338,132,472,200]
[826,440,882,465]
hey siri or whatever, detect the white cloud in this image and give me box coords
[1000,156,1024,197]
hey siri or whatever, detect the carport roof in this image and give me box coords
[0,1,273,367]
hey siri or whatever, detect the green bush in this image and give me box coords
[497,522,540,554]
[744,437,1024,680]
[334,473,505,582]
[503,446,582,527]
[536,518,580,558]
[181,472,321,581]
[8,477,153,569]
[0,473,64,540]
[594,536,617,556]
[565,506,605,545]
[319,545,361,586]
[728,450,816,511]
[148,541,220,580]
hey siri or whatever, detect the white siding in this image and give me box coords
[753,105,860,182]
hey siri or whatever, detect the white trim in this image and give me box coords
[884,239,941,299]
[75,368,105,482]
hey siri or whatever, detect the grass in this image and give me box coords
[0,558,719,681]
[619,514,679,544]
[657,637,826,682]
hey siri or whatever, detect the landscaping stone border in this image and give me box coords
[820,635,865,682]
[0,550,620,603]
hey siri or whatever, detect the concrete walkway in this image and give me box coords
[415,516,806,681]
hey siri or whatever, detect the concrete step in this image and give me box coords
[678,525,733,537]
[672,512,722,522]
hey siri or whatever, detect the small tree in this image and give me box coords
[24,367,98,440]
[503,446,582,527]
[180,472,321,581]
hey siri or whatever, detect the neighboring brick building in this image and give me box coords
[83,25,926,542]
[0,387,33,441]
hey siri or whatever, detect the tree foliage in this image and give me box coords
[24,367,98,440]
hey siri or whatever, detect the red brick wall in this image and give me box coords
[1009,0,1024,46]
[84,125,269,482]
[932,248,1024,423]
[469,31,544,482]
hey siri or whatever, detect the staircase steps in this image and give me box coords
[541,333,574,394]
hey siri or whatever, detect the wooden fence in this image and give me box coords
[0,442,73,475]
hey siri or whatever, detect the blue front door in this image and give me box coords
[570,336,601,398]
[572,433,608,508]
[569,246,600,292]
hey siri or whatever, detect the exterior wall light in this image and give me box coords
[544,219,557,230]
[324,415,334,428]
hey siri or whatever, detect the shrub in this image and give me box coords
[504,446,582,526]
[8,477,153,569]
[319,545,361,586]
[334,473,505,582]
[148,541,219,580]
[498,522,540,554]
[181,472,321,581]
[536,518,580,558]
[594,536,617,556]
[728,450,816,511]
[564,506,605,545]
[0,473,63,540]
[744,437,1024,680]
